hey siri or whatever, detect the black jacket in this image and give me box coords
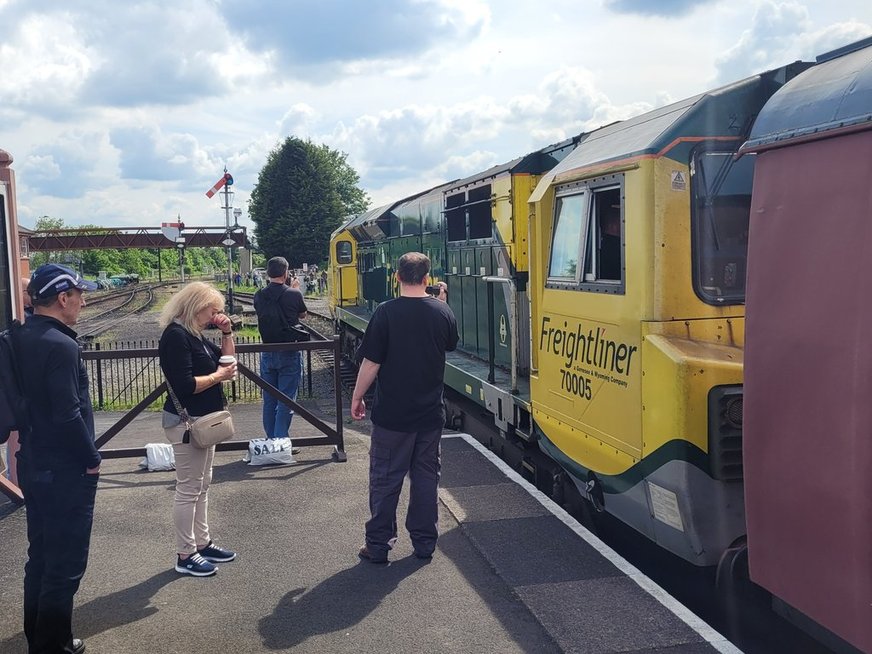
[159,322,225,417]
[17,314,100,471]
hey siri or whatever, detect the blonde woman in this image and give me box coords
[158,282,237,577]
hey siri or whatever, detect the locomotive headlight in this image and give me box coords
[707,385,743,481]
[724,396,743,430]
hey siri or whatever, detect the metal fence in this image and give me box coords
[82,335,317,410]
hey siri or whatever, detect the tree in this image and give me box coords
[249,137,369,267]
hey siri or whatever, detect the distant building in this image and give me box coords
[18,224,32,277]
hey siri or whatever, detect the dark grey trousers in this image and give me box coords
[365,424,442,558]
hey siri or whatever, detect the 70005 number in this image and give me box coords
[560,370,592,400]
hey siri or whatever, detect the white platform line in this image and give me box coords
[442,432,743,654]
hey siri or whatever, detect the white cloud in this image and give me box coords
[715,1,871,82]
[0,13,93,115]
[324,65,657,199]
[279,104,318,139]
[2,0,871,230]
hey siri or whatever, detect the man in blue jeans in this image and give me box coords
[254,257,307,449]
[351,252,458,563]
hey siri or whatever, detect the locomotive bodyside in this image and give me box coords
[331,145,577,436]
[327,223,358,314]
[528,65,808,565]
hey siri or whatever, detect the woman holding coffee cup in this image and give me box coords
[158,281,237,577]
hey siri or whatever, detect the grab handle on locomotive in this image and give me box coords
[483,276,518,394]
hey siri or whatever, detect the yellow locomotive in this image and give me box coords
[329,56,820,568]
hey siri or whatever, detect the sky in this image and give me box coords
[0,0,869,235]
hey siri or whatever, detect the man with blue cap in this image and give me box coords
[16,263,99,654]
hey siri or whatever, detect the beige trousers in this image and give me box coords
[165,420,215,555]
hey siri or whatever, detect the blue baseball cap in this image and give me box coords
[29,263,98,299]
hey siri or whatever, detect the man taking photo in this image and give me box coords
[254,256,308,450]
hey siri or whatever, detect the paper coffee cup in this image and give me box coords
[218,355,237,381]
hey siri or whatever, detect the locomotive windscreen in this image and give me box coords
[691,150,754,305]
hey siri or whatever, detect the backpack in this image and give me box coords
[255,286,310,344]
[0,320,29,444]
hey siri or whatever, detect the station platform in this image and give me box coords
[0,404,739,653]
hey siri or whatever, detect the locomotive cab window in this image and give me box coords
[691,150,754,305]
[336,241,352,265]
[547,178,624,293]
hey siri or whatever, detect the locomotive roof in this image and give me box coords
[445,134,582,192]
[529,62,810,202]
[343,201,396,231]
[740,36,872,152]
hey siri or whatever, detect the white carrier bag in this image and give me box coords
[243,437,296,466]
[138,442,176,471]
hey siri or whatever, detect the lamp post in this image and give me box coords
[176,239,186,283]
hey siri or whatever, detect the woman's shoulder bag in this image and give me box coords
[164,378,235,448]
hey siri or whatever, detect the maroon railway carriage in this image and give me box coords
[742,37,872,654]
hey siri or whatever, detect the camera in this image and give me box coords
[425,285,441,297]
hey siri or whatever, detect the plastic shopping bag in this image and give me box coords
[243,437,296,466]
[138,443,176,471]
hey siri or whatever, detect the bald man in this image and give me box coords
[22,277,33,318]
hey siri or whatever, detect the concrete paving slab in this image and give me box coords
[440,449,513,488]
[461,515,622,586]
[439,482,552,523]
[515,577,716,654]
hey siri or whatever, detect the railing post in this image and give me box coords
[333,335,345,460]
[307,348,312,397]
[95,342,104,409]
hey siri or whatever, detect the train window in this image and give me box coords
[691,150,754,305]
[468,185,492,240]
[336,241,352,265]
[446,192,466,241]
[547,178,624,293]
[586,187,622,283]
[548,192,588,279]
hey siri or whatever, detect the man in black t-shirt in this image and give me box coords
[351,252,459,563]
[254,256,308,447]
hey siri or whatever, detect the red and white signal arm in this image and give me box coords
[161,222,183,242]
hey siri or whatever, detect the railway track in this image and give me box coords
[77,284,160,340]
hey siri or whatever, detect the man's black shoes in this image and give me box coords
[358,545,388,564]
[72,638,86,654]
